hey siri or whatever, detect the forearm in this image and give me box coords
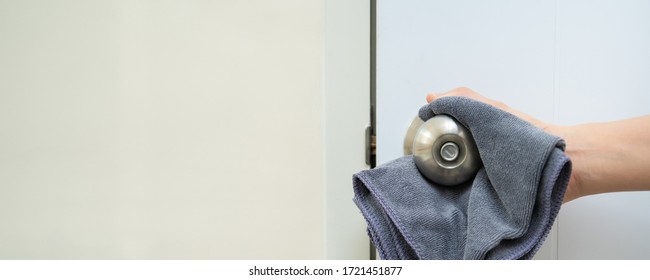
[426,88,650,203]
[549,115,650,202]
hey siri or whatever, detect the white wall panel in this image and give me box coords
[556,0,650,259]
[376,0,559,259]
[377,0,556,165]
[377,0,650,259]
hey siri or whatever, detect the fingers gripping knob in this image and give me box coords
[404,115,481,186]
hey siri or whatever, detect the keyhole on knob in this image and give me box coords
[440,142,459,162]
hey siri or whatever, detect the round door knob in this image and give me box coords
[405,115,481,186]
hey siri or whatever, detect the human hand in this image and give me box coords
[426,87,553,132]
[425,87,581,203]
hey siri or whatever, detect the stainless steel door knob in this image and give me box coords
[404,115,481,186]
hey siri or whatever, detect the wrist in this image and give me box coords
[545,124,585,203]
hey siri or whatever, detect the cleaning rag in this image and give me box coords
[353,96,571,259]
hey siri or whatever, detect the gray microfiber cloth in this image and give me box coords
[353,96,572,259]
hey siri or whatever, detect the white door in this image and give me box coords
[376,0,650,259]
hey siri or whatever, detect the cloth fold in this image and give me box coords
[353,96,571,259]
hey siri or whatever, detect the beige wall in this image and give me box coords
[0,0,329,259]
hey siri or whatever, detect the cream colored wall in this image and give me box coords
[0,0,330,259]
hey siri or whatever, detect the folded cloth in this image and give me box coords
[353,96,572,259]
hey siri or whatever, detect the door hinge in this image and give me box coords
[365,125,376,167]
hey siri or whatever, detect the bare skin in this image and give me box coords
[426,87,650,203]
